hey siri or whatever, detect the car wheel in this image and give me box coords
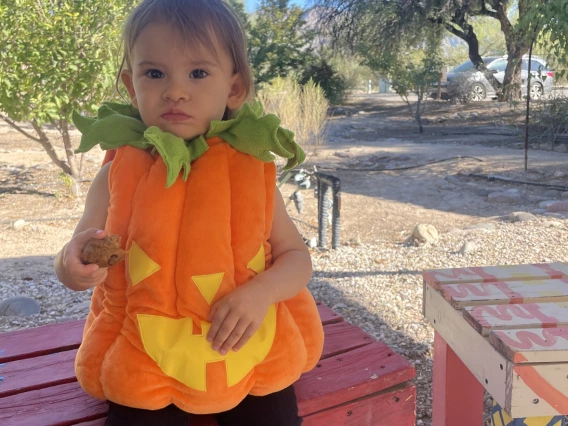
[468,83,486,102]
[530,83,543,100]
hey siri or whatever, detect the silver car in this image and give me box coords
[435,55,554,101]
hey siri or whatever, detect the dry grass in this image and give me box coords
[257,76,329,155]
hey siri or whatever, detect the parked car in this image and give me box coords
[432,55,554,101]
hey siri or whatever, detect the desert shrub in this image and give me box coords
[530,94,568,148]
[257,76,329,154]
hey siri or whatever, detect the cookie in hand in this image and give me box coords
[81,234,126,267]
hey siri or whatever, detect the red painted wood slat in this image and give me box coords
[0,304,341,364]
[303,382,416,426]
[317,304,344,325]
[320,321,372,359]
[0,349,78,398]
[295,342,415,417]
[0,320,84,363]
[0,341,414,424]
[0,382,108,426]
[0,321,372,400]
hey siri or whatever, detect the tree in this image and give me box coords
[0,0,128,179]
[525,0,568,71]
[363,33,443,133]
[316,0,541,101]
[227,0,251,34]
[248,0,314,86]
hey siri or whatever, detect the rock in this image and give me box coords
[547,201,568,213]
[12,219,27,230]
[488,191,521,204]
[528,195,552,203]
[531,208,547,214]
[445,175,461,185]
[306,237,317,248]
[0,296,41,317]
[411,224,439,245]
[509,212,537,222]
[465,223,495,231]
[553,171,567,178]
[504,188,520,194]
[539,200,558,209]
[471,166,483,174]
[562,192,568,199]
[459,241,477,254]
[543,189,561,199]
[555,144,568,153]
[474,188,493,197]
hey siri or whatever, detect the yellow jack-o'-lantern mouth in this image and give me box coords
[137,306,276,391]
[129,242,276,391]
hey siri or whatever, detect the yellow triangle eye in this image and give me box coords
[247,245,265,274]
[129,241,161,286]
[192,273,224,305]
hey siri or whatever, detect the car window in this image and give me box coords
[453,61,474,73]
[487,59,508,72]
[522,59,546,73]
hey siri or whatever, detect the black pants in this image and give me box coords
[105,385,302,426]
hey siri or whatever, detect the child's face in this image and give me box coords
[121,23,245,140]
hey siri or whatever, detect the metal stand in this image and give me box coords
[315,172,341,249]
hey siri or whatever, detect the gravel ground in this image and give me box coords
[2,217,568,425]
[309,217,568,426]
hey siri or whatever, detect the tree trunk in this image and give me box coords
[29,121,74,176]
[495,0,530,101]
[59,118,81,178]
[501,50,524,101]
[445,17,503,97]
[415,96,424,134]
[462,28,503,96]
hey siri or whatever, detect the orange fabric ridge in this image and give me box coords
[75,137,324,414]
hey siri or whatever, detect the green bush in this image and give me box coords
[300,59,348,105]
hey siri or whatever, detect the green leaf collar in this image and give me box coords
[73,101,305,187]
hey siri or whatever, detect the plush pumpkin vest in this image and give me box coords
[73,102,324,414]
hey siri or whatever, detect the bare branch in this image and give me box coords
[30,120,73,175]
[0,114,42,143]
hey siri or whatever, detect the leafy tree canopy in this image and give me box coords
[248,0,315,86]
[0,0,128,178]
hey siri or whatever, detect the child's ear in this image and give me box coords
[227,73,247,110]
[121,70,138,108]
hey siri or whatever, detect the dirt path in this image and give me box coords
[280,94,568,245]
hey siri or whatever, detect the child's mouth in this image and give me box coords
[162,113,191,123]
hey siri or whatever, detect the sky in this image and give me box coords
[245,0,308,13]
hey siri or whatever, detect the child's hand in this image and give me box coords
[63,228,109,290]
[206,281,272,355]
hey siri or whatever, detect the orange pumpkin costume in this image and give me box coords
[72,102,324,414]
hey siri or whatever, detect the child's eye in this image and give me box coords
[190,69,208,79]
[145,69,164,79]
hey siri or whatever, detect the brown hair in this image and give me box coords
[116,0,253,113]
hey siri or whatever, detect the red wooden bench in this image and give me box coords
[0,302,416,426]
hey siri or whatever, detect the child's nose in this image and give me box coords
[163,79,190,102]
